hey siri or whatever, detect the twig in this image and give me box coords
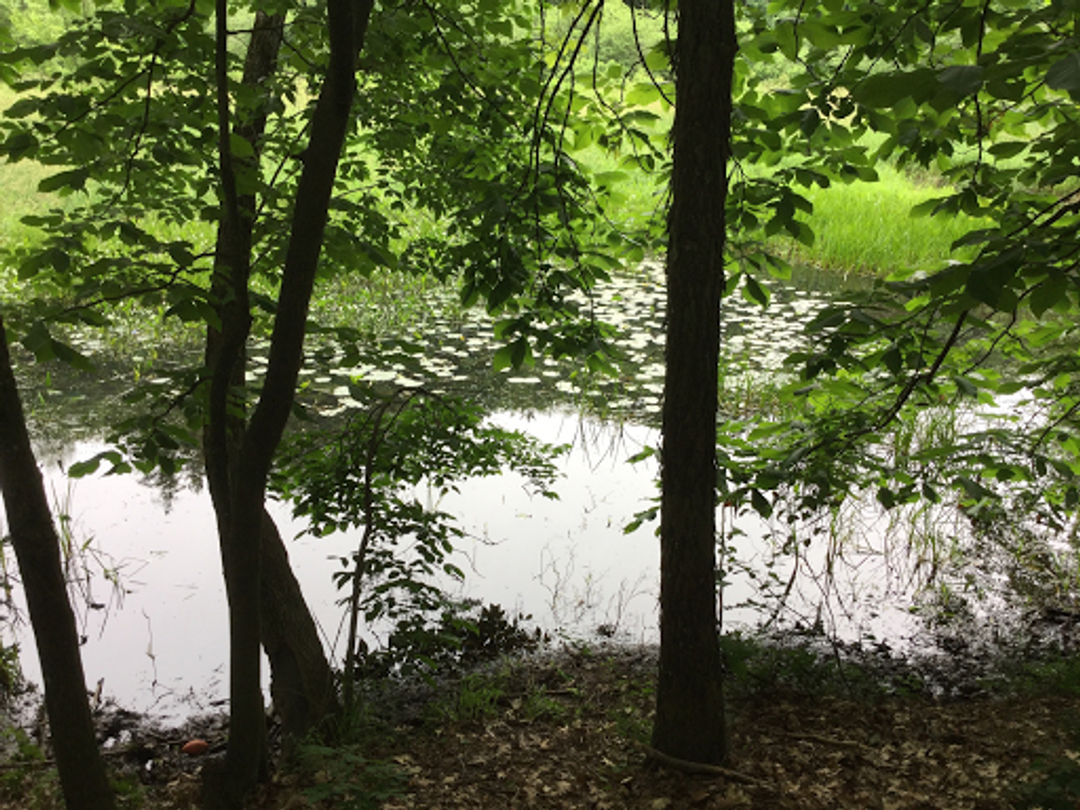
[781,730,869,751]
[641,743,772,789]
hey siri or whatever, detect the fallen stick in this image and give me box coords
[781,731,869,751]
[640,743,772,790]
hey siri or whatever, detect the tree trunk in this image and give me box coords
[260,510,336,738]
[206,1,374,803]
[202,9,336,744]
[0,315,116,810]
[652,0,736,765]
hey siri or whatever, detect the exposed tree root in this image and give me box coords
[641,743,773,790]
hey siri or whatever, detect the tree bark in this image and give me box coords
[652,0,736,766]
[260,510,335,738]
[202,9,336,745]
[0,315,117,810]
[206,1,374,803]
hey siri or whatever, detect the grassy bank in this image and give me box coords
[0,148,989,290]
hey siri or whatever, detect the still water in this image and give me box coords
[1,267,927,720]
[6,409,926,722]
[7,412,665,720]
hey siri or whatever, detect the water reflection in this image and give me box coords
[3,268,861,719]
[6,406,937,721]
[5,412,669,720]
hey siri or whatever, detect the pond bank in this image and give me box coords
[3,638,1079,809]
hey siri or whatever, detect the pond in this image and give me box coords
[0,265,952,721]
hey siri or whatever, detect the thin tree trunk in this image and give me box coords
[202,9,336,744]
[0,315,116,810]
[206,1,374,803]
[652,0,736,766]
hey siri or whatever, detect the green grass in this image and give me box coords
[0,72,995,310]
[0,88,71,259]
[774,164,992,277]
[574,142,669,239]
[576,123,989,279]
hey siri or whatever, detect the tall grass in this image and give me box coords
[774,164,990,277]
[576,110,986,279]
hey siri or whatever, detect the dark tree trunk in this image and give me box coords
[202,10,336,745]
[205,1,374,804]
[259,510,335,737]
[652,0,736,765]
[0,315,116,810]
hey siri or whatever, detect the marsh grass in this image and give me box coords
[580,131,988,279]
[775,164,992,276]
[309,268,456,336]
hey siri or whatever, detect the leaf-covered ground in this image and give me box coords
[350,647,1076,810]
[3,644,1078,809]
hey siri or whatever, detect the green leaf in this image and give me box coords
[626,83,660,107]
[775,22,797,60]
[988,140,1026,159]
[1047,52,1080,92]
[2,131,38,160]
[1030,275,1068,317]
[966,248,1021,309]
[882,347,902,375]
[644,44,669,73]
[487,277,517,313]
[492,344,513,372]
[19,247,70,279]
[50,338,94,371]
[750,489,772,518]
[937,64,983,97]
[742,276,769,307]
[229,132,255,158]
[38,168,89,193]
[20,322,55,361]
[854,73,911,108]
[909,196,951,218]
[67,457,102,478]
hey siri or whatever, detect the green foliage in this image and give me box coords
[542,1,669,77]
[0,631,20,700]
[989,650,1080,699]
[719,632,924,700]
[353,599,545,679]
[108,773,146,808]
[429,670,507,725]
[705,0,1080,579]
[1013,719,1080,810]
[519,685,569,722]
[0,0,75,50]
[0,726,58,809]
[610,700,651,744]
[0,0,648,484]
[296,743,407,810]
[273,387,561,702]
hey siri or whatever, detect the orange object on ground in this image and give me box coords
[181,739,210,756]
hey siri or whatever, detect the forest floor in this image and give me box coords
[2,642,1079,809]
